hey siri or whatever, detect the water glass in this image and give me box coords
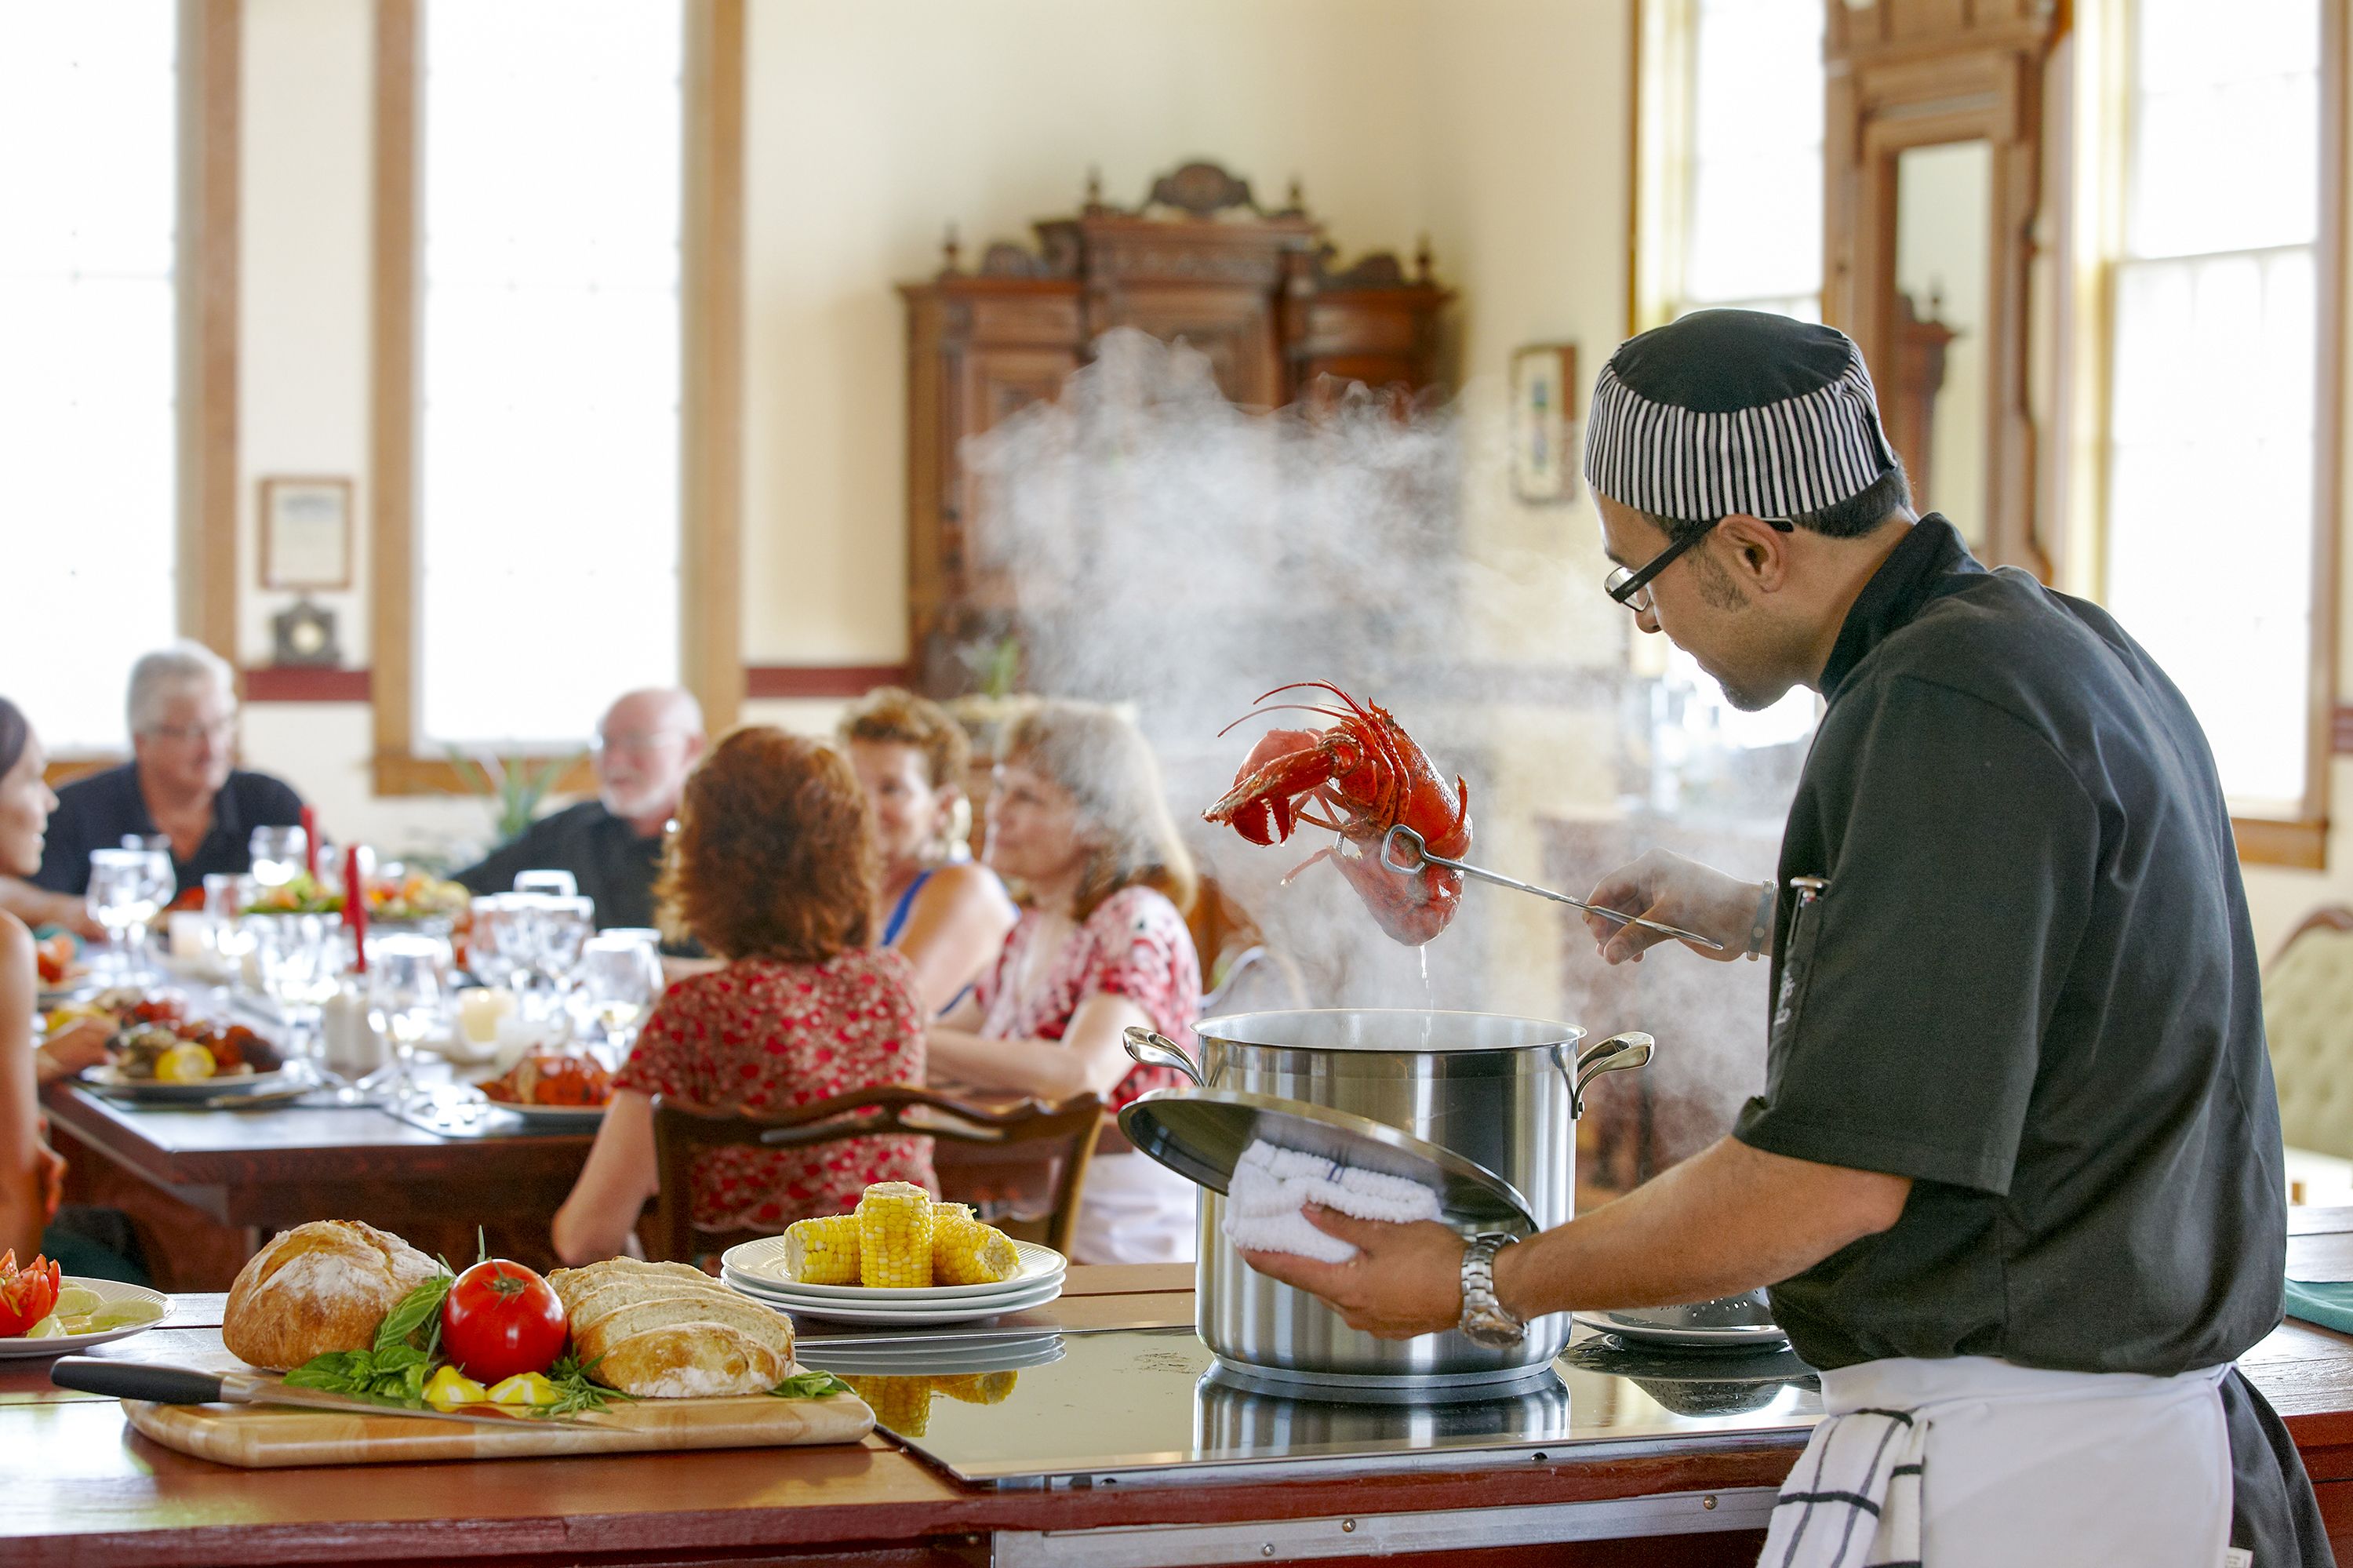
[249,826,307,888]
[465,893,529,991]
[368,934,451,1102]
[246,913,340,1057]
[204,874,256,964]
[512,869,578,899]
[569,932,664,1064]
[86,847,169,980]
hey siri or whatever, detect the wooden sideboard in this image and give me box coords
[899,161,1453,695]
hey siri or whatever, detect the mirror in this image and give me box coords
[1891,140,1992,553]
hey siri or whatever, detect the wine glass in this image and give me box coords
[464,893,527,990]
[249,826,307,889]
[368,934,449,1104]
[247,912,337,1061]
[569,933,664,1064]
[86,849,165,981]
[512,869,578,899]
[202,874,256,969]
[128,849,173,975]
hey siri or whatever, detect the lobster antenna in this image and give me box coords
[1253,681,1377,726]
[1216,703,1353,739]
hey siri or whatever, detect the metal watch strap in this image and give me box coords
[1744,880,1775,961]
[1458,1233,1526,1348]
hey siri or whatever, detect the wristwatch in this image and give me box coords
[1458,1233,1526,1348]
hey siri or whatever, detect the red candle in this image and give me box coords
[300,806,319,879]
[344,844,368,973]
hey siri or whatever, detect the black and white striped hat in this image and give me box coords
[1582,310,1901,523]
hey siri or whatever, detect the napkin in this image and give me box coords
[2284,1279,2353,1335]
[1220,1138,1442,1263]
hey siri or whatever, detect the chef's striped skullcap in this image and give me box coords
[1581,309,1902,525]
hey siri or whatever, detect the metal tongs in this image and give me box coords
[1380,824,1724,951]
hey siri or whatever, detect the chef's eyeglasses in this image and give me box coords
[1605,515,1795,613]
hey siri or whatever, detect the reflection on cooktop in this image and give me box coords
[809,1326,1824,1488]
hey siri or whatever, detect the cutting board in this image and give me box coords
[122,1370,874,1468]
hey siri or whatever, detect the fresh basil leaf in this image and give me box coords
[769,1370,851,1400]
[284,1353,365,1394]
[370,1343,427,1373]
[373,1270,454,1354]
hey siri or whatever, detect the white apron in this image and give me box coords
[1760,1355,2238,1568]
[1069,1151,1197,1264]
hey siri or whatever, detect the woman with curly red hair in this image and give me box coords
[551,728,932,1264]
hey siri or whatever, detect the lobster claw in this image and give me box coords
[1203,729,1333,847]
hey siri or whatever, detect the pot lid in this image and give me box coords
[1117,1086,1539,1234]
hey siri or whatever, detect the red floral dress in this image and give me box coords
[972,886,1202,1110]
[613,948,933,1233]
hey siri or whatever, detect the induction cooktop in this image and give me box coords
[796,1325,1822,1490]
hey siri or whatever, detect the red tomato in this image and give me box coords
[439,1259,566,1383]
[0,1251,61,1337]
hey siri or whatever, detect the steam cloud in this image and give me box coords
[964,329,1785,1153]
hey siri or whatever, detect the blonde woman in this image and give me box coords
[838,688,1016,1015]
[928,700,1202,1264]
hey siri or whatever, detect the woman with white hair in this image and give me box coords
[24,642,304,904]
[926,700,1203,1264]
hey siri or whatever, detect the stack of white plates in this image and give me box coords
[720,1235,1067,1326]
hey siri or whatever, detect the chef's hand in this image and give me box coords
[1582,848,1766,966]
[1236,1207,1468,1340]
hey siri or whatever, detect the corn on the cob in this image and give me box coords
[932,1370,1018,1405]
[783,1214,863,1285]
[846,1374,933,1436]
[932,1210,1020,1286]
[855,1181,936,1287]
[932,1201,976,1225]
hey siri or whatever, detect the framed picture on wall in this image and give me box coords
[259,476,355,591]
[1510,344,1579,505]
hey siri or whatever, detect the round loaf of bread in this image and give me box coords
[223,1221,441,1370]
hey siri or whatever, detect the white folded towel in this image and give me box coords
[1220,1138,1442,1262]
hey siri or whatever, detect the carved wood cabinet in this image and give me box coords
[900,162,1453,694]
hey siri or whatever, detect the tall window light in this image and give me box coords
[1633,0,1826,756]
[2103,0,2321,820]
[416,1,683,748]
[0,5,179,753]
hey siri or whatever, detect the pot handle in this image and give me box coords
[1566,1031,1653,1119]
[1123,1026,1207,1088]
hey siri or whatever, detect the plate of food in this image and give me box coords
[477,1053,613,1124]
[0,1254,172,1358]
[80,1013,290,1101]
[35,933,97,1006]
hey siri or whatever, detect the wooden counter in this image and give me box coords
[9,1228,2353,1568]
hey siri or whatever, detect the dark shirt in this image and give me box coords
[1733,515,2324,1563]
[32,764,306,902]
[453,799,665,932]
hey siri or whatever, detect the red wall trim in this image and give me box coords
[242,665,909,704]
[744,664,908,699]
[244,666,373,702]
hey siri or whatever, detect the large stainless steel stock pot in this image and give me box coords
[1119,1008,1653,1393]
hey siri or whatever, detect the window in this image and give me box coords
[1631,0,1824,753]
[413,0,685,749]
[2101,0,2327,828]
[0,5,180,754]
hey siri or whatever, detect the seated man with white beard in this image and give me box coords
[454,689,706,934]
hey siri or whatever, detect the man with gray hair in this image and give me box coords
[453,687,706,933]
[28,642,305,905]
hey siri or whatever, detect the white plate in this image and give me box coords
[720,1236,1065,1301]
[482,1099,609,1126]
[747,1277,1064,1327]
[37,980,99,1009]
[721,1265,1064,1318]
[0,1278,173,1359]
[1572,1311,1790,1351]
[802,1333,1066,1377]
[80,1065,296,1103]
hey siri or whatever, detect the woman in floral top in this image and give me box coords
[929,701,1202,1264]
[552,729,931,1263]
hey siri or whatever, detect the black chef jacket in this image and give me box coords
[1733,514,2326,1563]
[31,763,306,903]
[453,799,664,932]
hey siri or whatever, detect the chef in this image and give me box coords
[1242,309,2328,1566]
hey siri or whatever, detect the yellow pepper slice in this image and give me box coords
[483,1371,561,1408]
[424,1366,489,1412]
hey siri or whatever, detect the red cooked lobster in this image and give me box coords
[1202,682,1471,947]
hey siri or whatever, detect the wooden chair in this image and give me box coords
[2268,908,2353,1206]
[646,1085,1105,1265]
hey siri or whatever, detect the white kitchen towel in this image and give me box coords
[1220,1138,1442,1262]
